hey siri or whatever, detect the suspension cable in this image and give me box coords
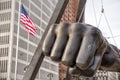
[97,12,103,27]
[100,0,120,57]
[103,12,117,46]
[97,0,104,27]
[92,0,98,26]
[106,35,120,39]
[97,0,117,46]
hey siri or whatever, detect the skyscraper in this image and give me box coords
[0,0,59,80]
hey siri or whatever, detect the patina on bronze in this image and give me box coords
[42,22,120,77]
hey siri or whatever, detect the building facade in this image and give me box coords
[0,0,59,80]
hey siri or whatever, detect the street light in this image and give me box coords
[47,73,53,80]
[24,65,29,73]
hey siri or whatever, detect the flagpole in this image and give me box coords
[14,0,21,80]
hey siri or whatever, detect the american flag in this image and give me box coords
[20,4,37,36]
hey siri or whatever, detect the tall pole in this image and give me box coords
[15,0,21,80]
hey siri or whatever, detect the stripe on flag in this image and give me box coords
[20,4,37,36]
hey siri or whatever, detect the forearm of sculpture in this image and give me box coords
[100,43,120,72]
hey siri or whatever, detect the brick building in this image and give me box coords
[59,0,79,80]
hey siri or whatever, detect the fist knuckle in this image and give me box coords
[49,24,57,33]
[42,46,50,56]
[91,27,101,35]
[69,23,86,35]
[56,22,69,34]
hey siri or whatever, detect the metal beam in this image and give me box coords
[76,0,87,22]
[23,0,69,80]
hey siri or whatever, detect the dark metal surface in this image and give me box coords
[76,0,87,22]
[23,0,69,80]
[65,0,87,79]
[42,22,120,77]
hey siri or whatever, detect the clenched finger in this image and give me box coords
[50,23,69,62]
[76,27,101,70]
[61,23,86,67]
[42,24,57,56]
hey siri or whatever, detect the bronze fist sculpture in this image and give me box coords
[42,23,120,77]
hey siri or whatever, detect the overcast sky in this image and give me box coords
[85,0,120,48]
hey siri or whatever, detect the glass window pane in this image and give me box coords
[0,24,10,33]
[18,50,27,61]
[0,48,9,57]
[18,39,27,49]
[0,35,9,45]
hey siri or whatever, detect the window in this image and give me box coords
[53,74,59,80]
[13,36,17,45]
[42,0,51,9]
[42,13,49,23]
[11,60,15,73]
[30,13,40,26]
[0,60,8,72]
[21,0,29,7]
[51,5,55,11]
[14,12,18,22]
[36,27,40,35]
[29,35,40,44]
[41,61,49,69]
[42,5,51,16]
[0,12,11,21]
[41,22,47,29]
[29,44,36,53]
[12,48,16,57]
[17,62,26,75]
[0,24,10,33]
[18,50,27,61]
[28,54,32,62]
[51,0,58,5]
[50,64,58,72]
[19,27,28,39]
[40,30,44,36]
[0,48,9,57]
[40,70,49,80]
[0,35,9,45]
[31,3,41,17]
[32,0,41,8]
[15,1,19,11]
[0,78,7,80]
[14,24,18,33]
[0,1,11,10]
[18,39,27,49]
